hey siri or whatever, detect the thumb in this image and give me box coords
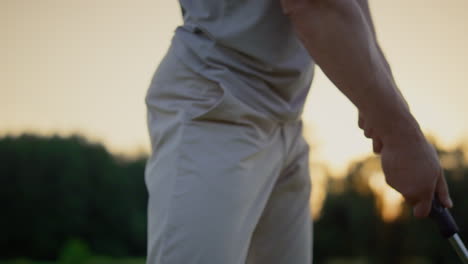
[413,198,433,219]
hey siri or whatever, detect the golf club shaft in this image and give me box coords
[430,198,468,263]
[449,234,468,264]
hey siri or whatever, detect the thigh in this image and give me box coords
[146,119,284,264]
[246,123,313,264]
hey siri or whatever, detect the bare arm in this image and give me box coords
[282,0,409,140]
[355,0,395,83]
[354,0,405,153]
[281,0,452,217]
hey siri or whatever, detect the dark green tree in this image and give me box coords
[0,134,148,260]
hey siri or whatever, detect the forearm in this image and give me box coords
[356,0,407,106]
[283,0,421,143]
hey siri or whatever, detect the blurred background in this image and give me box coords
[2,0,467,263]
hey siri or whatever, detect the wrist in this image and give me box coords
[379,112,425,148]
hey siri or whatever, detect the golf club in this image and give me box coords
[430,197,468,263]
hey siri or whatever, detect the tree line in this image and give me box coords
[0,133,466,263]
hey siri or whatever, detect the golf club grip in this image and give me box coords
[429,197,460,238]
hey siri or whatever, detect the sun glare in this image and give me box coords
[368,172,404,222]
[309,162,328,220]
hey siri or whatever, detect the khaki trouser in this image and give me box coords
[144,48,312,264]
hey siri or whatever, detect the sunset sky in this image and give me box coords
[3,0,468,177]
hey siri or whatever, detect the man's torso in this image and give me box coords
[167,0,315,121]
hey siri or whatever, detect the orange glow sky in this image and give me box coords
[3,0,468,176]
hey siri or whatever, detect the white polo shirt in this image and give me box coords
[172,0,315,122]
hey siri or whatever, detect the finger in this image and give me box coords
[364,128,373,138]
[358,114,364,129]
[372,138,383,154]
[412,198,433,219]
[435,169,453,208]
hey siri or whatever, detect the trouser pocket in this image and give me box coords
[145,49,227,122]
